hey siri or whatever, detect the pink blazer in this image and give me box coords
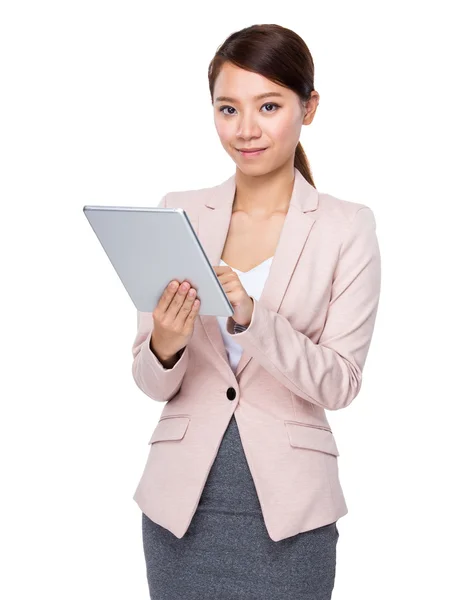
[131,167,381,542]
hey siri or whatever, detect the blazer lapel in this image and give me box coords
[198,167,319,378]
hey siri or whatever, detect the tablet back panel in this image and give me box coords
[83,205,234,316]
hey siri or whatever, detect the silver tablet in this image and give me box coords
[83,205,234,316]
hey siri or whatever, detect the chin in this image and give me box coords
[236,165,272,178]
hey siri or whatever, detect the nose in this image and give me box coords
[236,110,262,139]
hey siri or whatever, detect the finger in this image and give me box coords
[186,296,201,321]
[187,297,201,319]
[156,280,180,314]
[175,287,198,326]
[167,281,192,321]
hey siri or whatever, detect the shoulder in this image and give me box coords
[313,190,378,245]
[164,181,215,210]
[316,190,375,225]
[160,181,218,229]
[303,189,378,255]
[161,179,377,235]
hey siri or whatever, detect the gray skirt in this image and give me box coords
[142,413,339,600]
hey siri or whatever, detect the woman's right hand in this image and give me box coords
[150,279,200,361]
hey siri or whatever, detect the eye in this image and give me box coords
[218,102,281,116]
[262,102,280,113]
[219,105,236,116]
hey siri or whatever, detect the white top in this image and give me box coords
[216,256,274,374]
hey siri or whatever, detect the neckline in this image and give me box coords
[220,255,274,274]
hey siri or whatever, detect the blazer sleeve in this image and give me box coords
[226,207,381,411]
[131,193,190,403]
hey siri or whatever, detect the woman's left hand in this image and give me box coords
[212,266,254,327]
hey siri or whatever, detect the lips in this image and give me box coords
[237,148,267,152]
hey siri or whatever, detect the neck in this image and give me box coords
[233,162,295,217]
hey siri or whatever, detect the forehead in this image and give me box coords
[214,62,290,102]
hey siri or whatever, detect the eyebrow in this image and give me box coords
[214,92,284,103]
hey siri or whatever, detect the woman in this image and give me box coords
[132,23,381,600]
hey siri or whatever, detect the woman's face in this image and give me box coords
[213,62,310,174]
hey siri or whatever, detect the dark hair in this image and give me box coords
[208,24,317,188]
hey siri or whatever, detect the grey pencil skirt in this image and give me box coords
[141,413,339,600]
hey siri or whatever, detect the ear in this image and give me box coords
[302,91,320,126]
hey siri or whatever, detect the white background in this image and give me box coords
[1,1,452,598]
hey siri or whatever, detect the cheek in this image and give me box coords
[214,117,231,142]
[217,126,238,155]
[271,116,301,146]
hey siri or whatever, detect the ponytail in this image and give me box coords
[294,141,316,188]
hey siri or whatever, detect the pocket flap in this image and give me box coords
[284,421,340,456]
[148,416,190,444]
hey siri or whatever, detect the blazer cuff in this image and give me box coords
[133,329,189,402]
